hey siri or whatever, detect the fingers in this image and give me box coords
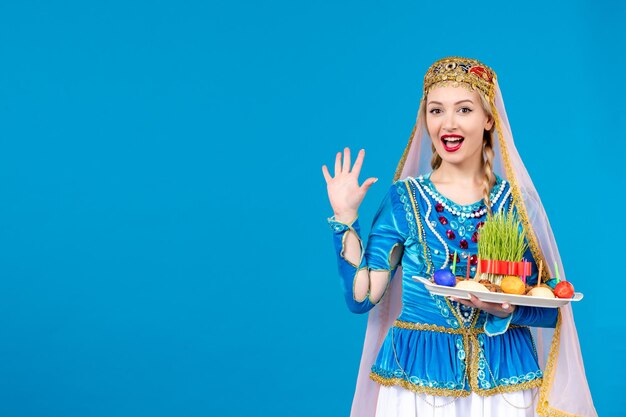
[334,152,342,177]
[341,146,350,174]
[469,294,501,312]
[466,294,483,308]
[452,295,514,316]
[321,165,331,183]
[342,147,351,173]
[361,177,378,193]
[352,149,365,175]
[450,297,476,308]
[454,294,487,310]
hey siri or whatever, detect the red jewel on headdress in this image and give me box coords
[469,66,492,82]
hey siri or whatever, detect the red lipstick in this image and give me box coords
[441,134,464,152]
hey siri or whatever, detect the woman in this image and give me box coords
[322,57,596,417]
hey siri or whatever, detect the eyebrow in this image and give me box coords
[427,100,474,106]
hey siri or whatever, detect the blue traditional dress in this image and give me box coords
[328,172,558,401]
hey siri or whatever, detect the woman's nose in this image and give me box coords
[443,113,457,131]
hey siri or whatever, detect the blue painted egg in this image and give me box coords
[545,278,559,289]
[434,269,456,287]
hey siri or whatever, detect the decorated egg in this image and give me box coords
[433,269,456,287]
[501,275,526,295]
[545,278,559,289]
[526,286,555,298]
[554,281,575,299]
[455,280,489,292]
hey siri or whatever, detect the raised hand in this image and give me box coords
[321,147,378,223]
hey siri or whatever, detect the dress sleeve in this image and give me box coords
[328,181,409,314]
[483,199,559,336]
[365,181,409,271]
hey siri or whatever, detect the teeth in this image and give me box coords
[444,137,463,142]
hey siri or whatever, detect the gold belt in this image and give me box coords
[393,319,526,334]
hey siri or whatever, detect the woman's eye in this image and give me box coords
[429,108,442,114]
[459,107,473,114]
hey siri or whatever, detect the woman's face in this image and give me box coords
[425,85,493,167]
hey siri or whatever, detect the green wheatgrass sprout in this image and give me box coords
[477,212,528,262]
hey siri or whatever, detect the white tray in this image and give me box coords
[412,276,583,308]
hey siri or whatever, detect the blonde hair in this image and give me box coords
[422,85,496,215]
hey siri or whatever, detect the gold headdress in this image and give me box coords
[422,56,496,100]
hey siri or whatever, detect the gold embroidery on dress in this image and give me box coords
[380,320,541,397]
[404,180,432,275]
[369,372,471,397]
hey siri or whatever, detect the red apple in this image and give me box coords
[554,281,575,299]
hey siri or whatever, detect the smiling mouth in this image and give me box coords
[441,137,464,152]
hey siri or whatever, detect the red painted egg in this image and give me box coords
[554,281,575,299]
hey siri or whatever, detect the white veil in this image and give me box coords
[350,58,597,417]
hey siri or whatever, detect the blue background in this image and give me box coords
[0,1,623,416]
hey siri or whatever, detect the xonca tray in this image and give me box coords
[413,276,583,308]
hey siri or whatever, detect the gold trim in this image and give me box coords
[393,320,525,334]
[445,297,480,328]
[394,321,468,333]
[370,371,542,398]
[340,228,361,269]
[479,377,542,396]
[388,242,403,271]
[469,333,480,391]
[466,329,543,396]
[368,270,390,305]
[346,226,366,302]
[404,180,432,275]
[535,310,585,417]
[367,242,403,305]
[369,372,471,397]
[352,267,369,303]
[388,320,539,397]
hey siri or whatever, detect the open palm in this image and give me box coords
[321,147,378,221]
